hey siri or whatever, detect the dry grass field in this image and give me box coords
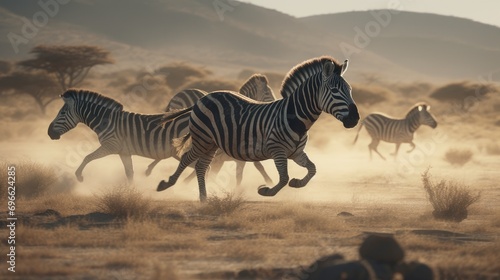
[1,73,500,279]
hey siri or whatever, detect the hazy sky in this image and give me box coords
[243,0,500,27]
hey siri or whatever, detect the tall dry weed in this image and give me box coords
[421,168,480,222]
[95,185,151,219]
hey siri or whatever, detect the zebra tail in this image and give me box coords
[353,121,364,145]
[161,106,193,127]
[172,133,192,157]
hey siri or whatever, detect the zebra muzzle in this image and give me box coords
[48,124,61,140]
[342,104,360,129]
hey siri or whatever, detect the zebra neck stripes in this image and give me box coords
[284,73,323,137]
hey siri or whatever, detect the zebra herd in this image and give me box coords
[48,56,437,201]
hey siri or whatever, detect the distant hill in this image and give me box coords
[1,1,499,81]
[301,11,500,80]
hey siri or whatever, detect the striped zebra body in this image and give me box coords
[165,89,206,111]
[157,56,359,201]
[353,103,437,160]
[146,74,276,186]
[48,89,189,182]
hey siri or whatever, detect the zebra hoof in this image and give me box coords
[157,180,172,192]
[289,178,305,188]
[257,185,275,196]
[76,174,84,182]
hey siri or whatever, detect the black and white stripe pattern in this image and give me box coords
[150,74,276,185]
[353,103,437,160]
[157,56,359,201]
[165,74,276,111]
[47,89,189,182]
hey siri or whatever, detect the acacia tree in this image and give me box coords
[18,45,113,90]
[0,71,59,115]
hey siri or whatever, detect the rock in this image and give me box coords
[359,234,405,265]
[337,211,354,217]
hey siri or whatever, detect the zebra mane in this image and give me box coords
[62,89,124,111]
[406,102,429,116]
[280,56,343,99]
[242,74,269,87]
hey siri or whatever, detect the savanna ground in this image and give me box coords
[1,67,500,279]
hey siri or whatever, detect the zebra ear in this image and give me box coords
[322,61,336,78]
[341,59,349,76]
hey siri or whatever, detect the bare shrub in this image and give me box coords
[198,191,246,216]
[421,169,480,222]
[351,84,391,105]
[0,161,58,199]
[444,148,473,166]
[95,185,151,219]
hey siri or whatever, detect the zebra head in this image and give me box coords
[48,94,80,140]
[416,104,438,128]
[319,59,359,128]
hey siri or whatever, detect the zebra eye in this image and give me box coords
[331,88,339,93]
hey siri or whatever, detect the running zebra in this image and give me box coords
[47,89,190,182]
[353,103,437,160]
[157,56,359,201]
[146,74,276,186]
[164,74,276,111]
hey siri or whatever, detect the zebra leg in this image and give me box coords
[368,138,386,160]
[288,152,316,188]
[195,146,218,202]
[235,161,246,186]
[208,154,225,178]
[258,152,289,197]
[75,146,113,182]
[119,154,134,182]
[157,149,199,192]
[253,161,273,185]
[407,142,416,153]
[391,143,401,157]
[145,159,161,176]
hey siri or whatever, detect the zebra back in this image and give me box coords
[165,89,207,111]
[165,74,276,112]
[62,89,124,111]
[239,74,276,102]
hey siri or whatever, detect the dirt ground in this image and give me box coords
[1,77,500,279]
[1,134,500,279]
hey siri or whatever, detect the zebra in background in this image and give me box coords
[145,74,276,186]
[164,74,276,111]
[157,56,359,201]
[353,103,437,160]
[48,89,190,182]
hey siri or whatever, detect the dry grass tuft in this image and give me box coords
[198,191,246,216]
[0,161,58,199]
[95,185,152,219]
[444,148,473,166]
[421,169,480,222]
